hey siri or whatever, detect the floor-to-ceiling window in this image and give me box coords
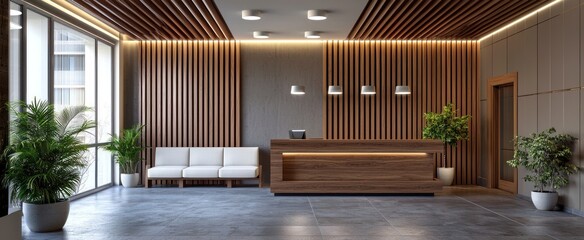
[10,1,116,195]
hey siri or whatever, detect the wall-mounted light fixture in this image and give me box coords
[304,31,320,39]
[10,22,22,30]
[328,86,342,95]
[395,85,411,95]
[253,31,269,39]
[307,10,327,20]
[10,9,22,16]
[242,10,261,20]
[291,85,305,95]
[361,85,376,95]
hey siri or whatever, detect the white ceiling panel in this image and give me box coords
[215,0,368,40]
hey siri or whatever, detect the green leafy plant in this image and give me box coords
[102,125,145,174]
[2,99,95,204]
[422,103,470,167]
[507,128,578,192]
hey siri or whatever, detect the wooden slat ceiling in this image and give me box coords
[349,0,552,40]
[66,0,233,40]
[68,0,552,40]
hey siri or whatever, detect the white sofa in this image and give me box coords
[145,147,262,188]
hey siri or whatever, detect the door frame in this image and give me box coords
[487,72,518,194]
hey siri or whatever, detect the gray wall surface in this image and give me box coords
[241,42,323,184]
[480,0,584,214]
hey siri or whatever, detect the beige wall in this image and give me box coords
[480,0,584,214]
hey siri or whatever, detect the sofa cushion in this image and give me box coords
[182,166,221,178]
[155,147,189,166]
[148,166,186,178]
[223,147,258,166]
[219,166,258,178]
[189,147,223,166]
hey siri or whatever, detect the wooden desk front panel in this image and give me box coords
[270,139,443,194]
[282,153,433,181]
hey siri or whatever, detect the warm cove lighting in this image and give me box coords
[361,85,376,95]
[479,0,562,41]
[307,10,327,20]
[328,86,342,95]
[253,31,269,39]
[290,85,305,95]
[242,10,261,20]
[304,31,320,39]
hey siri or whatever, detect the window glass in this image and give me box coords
[97,148,112,187]
[9,1,21,103]
[77,147,96,194]
[97,42,113,143]
[53,22,96,145]
[26,10,48,102]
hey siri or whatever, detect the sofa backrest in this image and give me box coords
[223,147,259,166]
[155,147,189,166]
[189,147,223,166]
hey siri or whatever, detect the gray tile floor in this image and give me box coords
[23,186,584,240]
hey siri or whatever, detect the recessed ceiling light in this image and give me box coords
[304,31,320,39]
[10,9,22,16]
[242,10,261,20]
[253,31,269,39]
[307,10,327,20]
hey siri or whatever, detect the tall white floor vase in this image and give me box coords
[437,167,455,186]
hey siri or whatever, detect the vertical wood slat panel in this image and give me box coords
[139,41,240,168]
[323,40,479,185]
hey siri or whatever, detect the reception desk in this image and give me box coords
[270,139,443,194]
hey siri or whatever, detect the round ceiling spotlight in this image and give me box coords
[304,31,320,39]
[242,10,261,20]
[253,31,269,39]
[307,10,327,20]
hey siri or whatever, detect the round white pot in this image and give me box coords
[531,191,558,211]
[437,167,455,186]
[121,173,140,188]
[23,200,69,232]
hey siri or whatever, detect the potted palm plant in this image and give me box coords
[507,128,578,210]
[103,125,145,188]
[2,99,94,232]
[423,103,470,186]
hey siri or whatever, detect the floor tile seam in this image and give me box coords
[307,197,325,240]
[455,195,527,227]
[366,197,399,232]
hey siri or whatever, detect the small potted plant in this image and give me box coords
[103,125,145,188]
[423,103,470,186]
[507,128,578,210]
[2,99,94,232]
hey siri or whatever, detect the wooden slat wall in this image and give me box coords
[323,40,479,185]
[139,40,240,170]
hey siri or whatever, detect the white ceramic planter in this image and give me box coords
[531,191,558,211]
[437,167,455,186]
[0,210,22,239]
[121,173,140,188]
[23,200,69,232]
